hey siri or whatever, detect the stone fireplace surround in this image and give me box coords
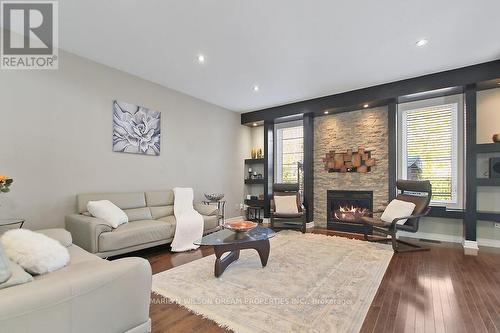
[313,107,389,228]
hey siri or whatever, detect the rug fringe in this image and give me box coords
[151,289,241,332]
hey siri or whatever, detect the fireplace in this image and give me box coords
[327,190,373,234]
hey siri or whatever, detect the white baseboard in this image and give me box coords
[397,231,463,244]
[477,238,500,248]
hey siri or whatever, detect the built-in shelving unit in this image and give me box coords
[244,199,264,206]
[244,178,265,185]
[476,178,500,186]
[244,157,266,220]
[474,140,500,222]
[477,211,500,222]
[476,143,500,153]
[244,158,265,164]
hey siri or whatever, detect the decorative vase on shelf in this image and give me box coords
[0,175,13,193]
[492,134,500,143]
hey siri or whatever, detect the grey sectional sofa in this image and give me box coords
[0,229,152,333]
[65,191,220,257]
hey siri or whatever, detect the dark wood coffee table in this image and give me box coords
[194,226,275,277]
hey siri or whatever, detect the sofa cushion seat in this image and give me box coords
[157,215,218,233]
[156,215,176,224]
[98,220,175,252]
[34,245,106,281]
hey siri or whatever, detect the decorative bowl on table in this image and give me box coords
[204,193,225,202]
[223,220,258,233]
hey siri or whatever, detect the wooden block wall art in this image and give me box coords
[323,147,375,173]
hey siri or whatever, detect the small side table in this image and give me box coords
[246,206,263,223]
[202,200,226,226]
[0,218,25,229]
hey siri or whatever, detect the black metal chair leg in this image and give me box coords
[390,230,399,251]
[395,238,430,252]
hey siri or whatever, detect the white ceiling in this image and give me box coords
[56,1,500,112]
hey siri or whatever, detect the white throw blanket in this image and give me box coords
[171,187,204,252]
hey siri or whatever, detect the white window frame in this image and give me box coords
[274,120,304,183]
[397,94,464,209]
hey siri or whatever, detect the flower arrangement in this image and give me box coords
[0,175,13,193]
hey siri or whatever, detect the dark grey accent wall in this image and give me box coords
[303,113,314,222]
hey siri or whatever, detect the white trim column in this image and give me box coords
[462,240,479,256]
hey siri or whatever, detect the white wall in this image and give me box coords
[477,88,500,144]
[0,50,251,229]
[250,125,264,151]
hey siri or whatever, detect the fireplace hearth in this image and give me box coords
[327,190,373,234]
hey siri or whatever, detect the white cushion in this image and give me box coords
[274,195,299,214]
[0,229,70,275]
[381,199,416,225]
[87,200,128,228]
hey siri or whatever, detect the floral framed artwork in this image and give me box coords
[112,100,161,156]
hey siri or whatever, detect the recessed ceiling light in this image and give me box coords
[324,111,329,115]
[363,104,369,108]
[252,123,258,127]
[197,54,205,63]
[416,39,428,47]
[253,85,260,92]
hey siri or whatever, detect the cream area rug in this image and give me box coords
[152,231,393,333]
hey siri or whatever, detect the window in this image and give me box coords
[398,95,464,208]
[275,122,303,183]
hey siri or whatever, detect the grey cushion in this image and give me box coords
[123,207,153,222]
[194,203,218,216]
[0,244,12,283]
[145,191,174,207]
[150,205,174,219]
[203,215,219,232]
[98,219,175,252]
[36,229,73,247]
[0,260,33,290]
[77,192,146,213]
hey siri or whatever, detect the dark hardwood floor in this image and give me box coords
[123,228,500,333]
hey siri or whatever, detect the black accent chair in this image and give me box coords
[361,180,432,252]
[270,183,306,233]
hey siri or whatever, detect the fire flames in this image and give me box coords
[334,205,369,222]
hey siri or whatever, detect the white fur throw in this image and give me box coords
[0,229,70,275]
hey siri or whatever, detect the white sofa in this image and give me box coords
[0,229,152,333]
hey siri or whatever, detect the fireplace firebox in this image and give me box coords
[327,190,373,234]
